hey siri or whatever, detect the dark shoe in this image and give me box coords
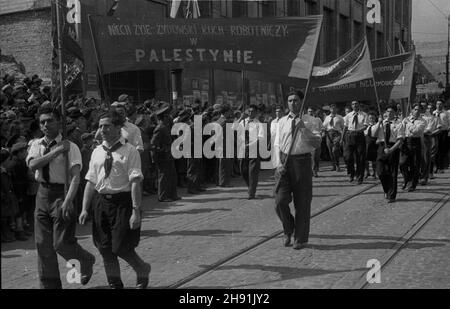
[248,195,256,200]
[159,198,178,202]
[331,165,336,171]
[283,234,292,247]
[187,189,199,194]
[387,199,396,204]
[109,282,124,289]
[136,263,151,289]
[420,179,427,186]
[15,231,28,241]
[357,179,364,185]
[80,253,96,286]
[402,183,408,190]
[293,242,308,250]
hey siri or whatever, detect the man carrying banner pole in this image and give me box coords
[27,0,95,289]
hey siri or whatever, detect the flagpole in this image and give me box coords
[55,0,70,193]
[300,16,323,116]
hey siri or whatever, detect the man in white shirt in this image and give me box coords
[80,109,150,289]
[303,107,324,177]
[434,100,449,173]
[372,104,405,203]
[270,105,284,169]
[240,104,265,199]
[343,101,368,184]
[27,106,95,289]
[400,104,426,192]
[273,90,321,250]
[421,104,440,184]
[323,104,345,172]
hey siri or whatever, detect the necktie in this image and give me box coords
[42,140,57,183]
[353,113,359,129]
[102,142,123,178]
[291,116,298,137]
[385,122,391,143]
[330,116,335,128]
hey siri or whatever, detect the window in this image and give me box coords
[232,0,247,17]
[306,0,318,15]
[324,8,336,62]
[339,14,350,55]
[353,21,363,46]
[286,0,300,16]
[366,26,375,57]
[377,31,385,58]
[198,0,212,18]
[261,0,276,17]
[220,0,228,17]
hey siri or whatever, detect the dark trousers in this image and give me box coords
[345,131,366,181]
[400,137,422,189]
[217,158,232,186]
[376,144,400,200]
[156,159,178,200]
[312,146,321,172]
[240,158,261,198]
[430,135,439,173]
[35,184,92,289]
[326,130,342,167]
[93,193,146,288]
[187,158,202,190]
[421,135,433,181]
[275,153,312,244]
[436,130,449,170]
[142,149,156,192]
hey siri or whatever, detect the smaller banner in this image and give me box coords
[308,50,415,105]
[52,0,84,100]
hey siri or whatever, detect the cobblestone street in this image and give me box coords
[2,164,449,289]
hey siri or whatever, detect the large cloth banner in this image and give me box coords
[88,16,323,81]
[308,51,415,104]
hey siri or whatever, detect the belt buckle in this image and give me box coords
[105,194,113,200]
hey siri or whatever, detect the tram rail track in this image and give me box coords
[353,192,450,289]
[167,182,379,289]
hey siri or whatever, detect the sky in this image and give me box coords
[412,0,449,83]
[412,0,450,43]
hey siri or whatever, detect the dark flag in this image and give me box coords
[51,0,84,103]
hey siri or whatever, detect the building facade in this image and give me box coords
[0,0,413,106]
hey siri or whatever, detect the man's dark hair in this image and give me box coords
[412,103,421,110]
[287,90,305,100]
[386,103,398,113]
[99,109,125,127]
[38,105,61,121]
[249,104,259,110]
[368,111,377,118]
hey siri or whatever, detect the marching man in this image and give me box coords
[79,109,151,289]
